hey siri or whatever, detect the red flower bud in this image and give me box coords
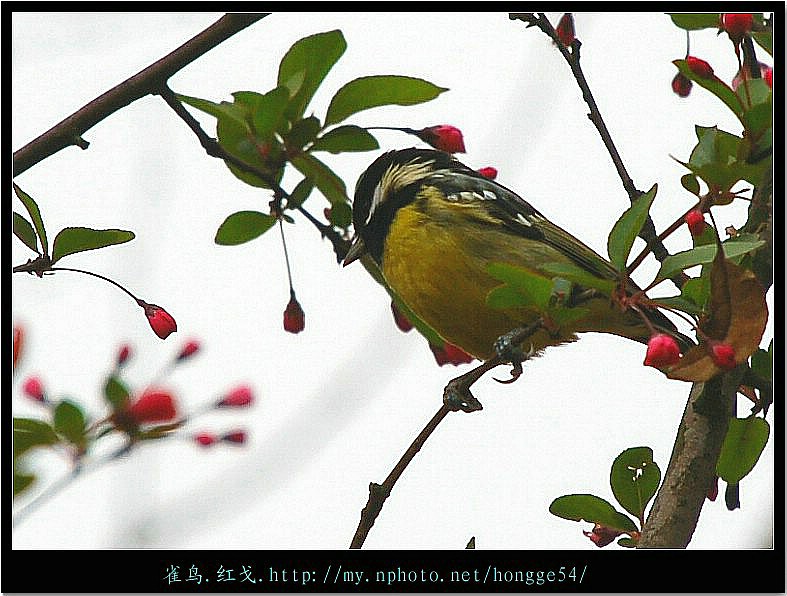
[126,389,177,424]
[671,72,693,97]
[583,524,623,548]
[686,56,714,79]
[177,339,201,361]
[283,293,305,334]
[116,344,132,367]
[644,334,681,368]
[477,166,498,180]
[556,13,576,47]
[417,125,466,154]
[707,476,719,501]
[22,376,45,402]
[194,432,217,447]
[141,302,177,339]
[764,65,773,89]
[685,209,707,237]
[429,341,475,366]
[222,430,247,444]
[217,384,254,408]
[710,342,736,370]
[390,301,414,333]
[722,13,754,40]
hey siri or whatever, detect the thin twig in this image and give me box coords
[509,13,678,283]
[158,85,350,261]
[13,14,268,176]
[350,319,544,548]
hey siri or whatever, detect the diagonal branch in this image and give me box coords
[509,13,680,284]
[13,13,268,176]
[158,85,350,261]
[350,319,544,548]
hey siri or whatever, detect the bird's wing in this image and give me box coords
[429,167,621,282]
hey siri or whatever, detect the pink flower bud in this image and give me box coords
[710,342,736,370]
[477,167,498,180]
[22,376,45,402]
[217,384,254,408]
[644,334,681,368]
[177,339,201,361]
[583,524,623,548]
[13,325,24,370]
[116,344,132,367]
[126,389,177,424]
[141,302,177,339]
[764,66,773,89]
[283,294,305,334]
[390,301,414,333]
[685,210,707,237]
[417,125,466,154]
[556,13,576,47]
[194,432,217,447]
[429,342,475,366]
[222,430,247,444]
[671,72,693,97]
[686,56,714,79]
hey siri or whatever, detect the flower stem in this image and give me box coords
[49,266,141,304]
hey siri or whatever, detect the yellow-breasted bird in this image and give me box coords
[343,148,683,361]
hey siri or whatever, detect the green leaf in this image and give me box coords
[751,31,773,57]
[610,447,661,520]
[285,178,314,210]
[486,263,554,312]
[607,184,657,270]
[673,60,744,122]
[681,125,769,189]
[668,13,721,30]
[740,79,772,136]
[549,494,638,533]
[680,173,700,196]
[540,262,617,294]
[617,537,637,548]
[215,211,277,245]
[325,75,448,126]
[717,417,770,484]
[656,239,766,281]
[328,201,352,228]
[176,93,248,127]
[653,295,704,316]
[13,212,39,253]
[286,116,322,152]
[291,154,349,206]
[103,375,130,410]
[14,183,48,256]
[750,346,772,381]
[278,30,347,121]
[53,400,87,445]
[14,417,59,458]
[248,86,290,139]
[311,125,379,153]
[14,468,36,496]
[50,227,135,264]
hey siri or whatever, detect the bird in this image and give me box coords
[343,148,683,363]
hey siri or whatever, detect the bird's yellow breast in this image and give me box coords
[381,201,578,359]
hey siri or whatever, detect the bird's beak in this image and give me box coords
[343,236,367,267]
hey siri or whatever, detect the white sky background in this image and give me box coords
[11,12,774,550]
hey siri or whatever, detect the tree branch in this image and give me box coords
[509,13,681,285]
[638,368,742,547]
[350,319,544,548]
[13,13,268,176]
[158,85,351,261]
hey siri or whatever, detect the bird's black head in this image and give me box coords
[344,148,461,266]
